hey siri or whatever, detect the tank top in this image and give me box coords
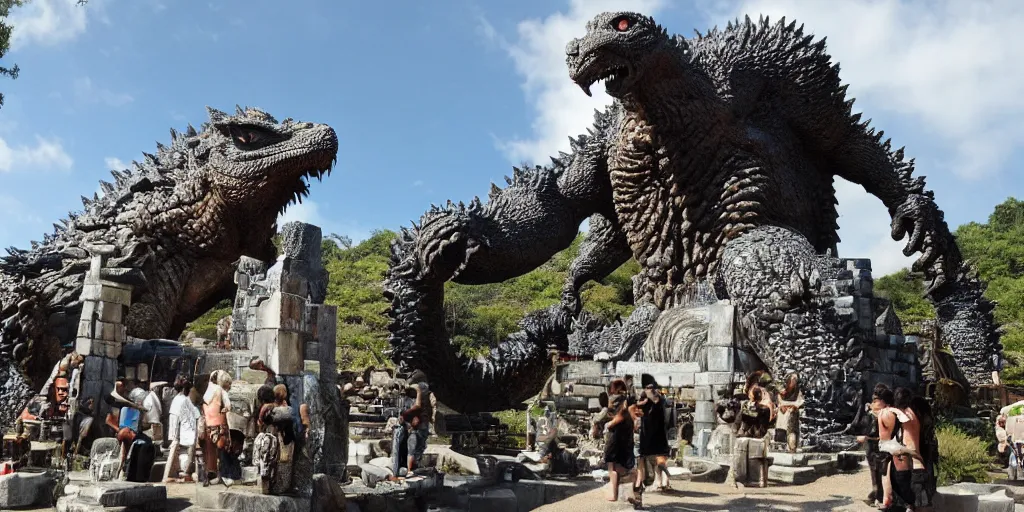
[204,388,225,427]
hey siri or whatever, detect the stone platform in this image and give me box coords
[58,481,167,512]
[0,470,57,509]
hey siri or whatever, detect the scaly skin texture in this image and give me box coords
[383,13,1001,439]
[0,106,338,427]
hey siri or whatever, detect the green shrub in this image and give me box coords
[936,424,994,485]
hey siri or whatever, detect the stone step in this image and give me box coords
[767,465,817,485]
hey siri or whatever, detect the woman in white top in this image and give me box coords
[162,375,200,483]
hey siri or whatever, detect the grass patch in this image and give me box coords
[936,424,994,485]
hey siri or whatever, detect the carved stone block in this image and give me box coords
[79,300,124,324]
[706,346,736,372]
[268,330,304,375]
[695,371,734,386]
[707,301,736,347]
[76,319,124,343]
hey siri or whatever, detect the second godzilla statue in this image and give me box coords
[0,106,338,427]
[384,12,1000,440]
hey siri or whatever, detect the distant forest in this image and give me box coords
[185,198,1024,386]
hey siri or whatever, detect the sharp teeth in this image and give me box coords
[580,83,592,97]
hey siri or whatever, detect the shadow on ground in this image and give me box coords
[640,494,856,511]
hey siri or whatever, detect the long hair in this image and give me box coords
[609,378,627,396]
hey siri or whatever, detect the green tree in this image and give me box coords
[0,1,90,109]
[877,197,1024,385]
[0,0,25,109]
[873,269,934,334]
[954,198,1024,384]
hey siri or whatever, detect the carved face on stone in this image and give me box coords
[566,11,671,98]
[203,106,339,214]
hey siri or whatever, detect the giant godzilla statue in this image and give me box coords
[0,106,338,426]
[383,12,1001,439]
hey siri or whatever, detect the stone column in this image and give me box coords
[75,246,132,421]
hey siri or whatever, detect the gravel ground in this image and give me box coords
[535,470,880,512]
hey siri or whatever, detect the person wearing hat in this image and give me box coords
[636,374,672,493]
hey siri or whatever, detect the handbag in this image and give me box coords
[197,411,207,440]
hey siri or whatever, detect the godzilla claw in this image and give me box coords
[890,193,961,297]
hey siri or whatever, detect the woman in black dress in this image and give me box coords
[637,375,672,492]
[603,379,639,504]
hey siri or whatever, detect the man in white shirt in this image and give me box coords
[163,375,199,483]
[142,382,167,442]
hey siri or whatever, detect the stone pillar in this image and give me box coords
[230,256,269,350]
[694,301,742,435]
[228,222,346,495]
[75,246,132,421]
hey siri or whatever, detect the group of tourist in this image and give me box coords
[91,357,312,492]
[590,373,676,507]
[854,383,938,511]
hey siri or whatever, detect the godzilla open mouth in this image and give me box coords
[284,155,337,211]
[575,60,633,97]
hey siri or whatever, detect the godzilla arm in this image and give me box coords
[562,213,632,315]
[385,118,616,412]
[829,128,961,296]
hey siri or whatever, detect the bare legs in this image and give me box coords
[607,462,621,501]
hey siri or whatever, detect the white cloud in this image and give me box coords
[0,136,73,173]
[834,178,914,276]
[74,77,134,107]
[104,157,126,171]
[96,157,128,198]
[701,0,1024,181]
[8,0,91,49]
[483,0,667,164]
[699,0,1024,273]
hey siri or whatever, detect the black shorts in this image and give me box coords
[891,464,934,508]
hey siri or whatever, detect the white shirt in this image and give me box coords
[169,394,200,447]
[142,391,163,425]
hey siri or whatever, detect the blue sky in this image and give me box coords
[1,0,1021,277]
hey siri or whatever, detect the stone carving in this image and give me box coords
[383,12,1000,443]
[0,107,338,427]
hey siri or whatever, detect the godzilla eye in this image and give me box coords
[226,125,265,146]
[612,16,632,32]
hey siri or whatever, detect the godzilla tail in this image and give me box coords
[383,225,571,413]
[930,262,1002,388]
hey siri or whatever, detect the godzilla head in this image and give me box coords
[566,12,671,98]
[204,105,338,213]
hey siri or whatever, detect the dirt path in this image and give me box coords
[536,470,879,512]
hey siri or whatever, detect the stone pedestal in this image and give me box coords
[74,250,132,421]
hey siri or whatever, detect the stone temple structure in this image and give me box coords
[227,221,348,488]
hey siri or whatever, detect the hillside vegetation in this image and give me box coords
[187,198,1024,384]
